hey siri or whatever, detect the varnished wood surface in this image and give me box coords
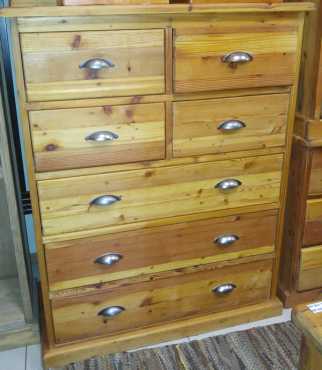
[38,154,283,237]
[308,147,322,196]
[44,298,282,368]
[0,3,315,17]
[174,24,298,93]
[304,197,322,246]
[173,93,289,157]
[29,102,165,171]
[52,259,272,343]
[298,245,322,291]
[45,210,277,290]
[21,29,165,101]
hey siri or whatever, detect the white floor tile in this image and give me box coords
[0,346,26,370]
[26,344,43,370]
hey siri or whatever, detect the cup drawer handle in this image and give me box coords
[222,51,253,68]
[80,58,115,70]
[218,120,246,132]
[90,195,121,207]
[215,179,242,192]
[98,306,125,318]
[214,234,239,247]
[85,131,119,142]
[95,253,123,266]
[212,283,236,296]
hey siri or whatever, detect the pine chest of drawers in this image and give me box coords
[2,3,312,368]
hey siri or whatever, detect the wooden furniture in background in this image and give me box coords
[293,302,322,370]
[0,50,38,350]
[0,2,312,368]
[279,0,322,307]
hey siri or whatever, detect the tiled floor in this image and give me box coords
[0,309,292,370]
[0,344,42,370]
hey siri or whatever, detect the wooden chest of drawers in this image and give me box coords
[2,2,312,368]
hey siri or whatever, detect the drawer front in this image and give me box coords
[173,94,289,157]
[46,210,277,291]
[304,199,322,246]
[309,148,322,196]
[29,103,165,172]
[174,26,297,93]
[38,154,283,237]
[298,245,322,291]
[52,259,272,343]
[21,30,165,102]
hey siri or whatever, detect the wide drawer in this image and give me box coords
[52,259,273,343]
[174,24,297,93]
[303,199,322,246]
[29,103,165,172]
[21,29,165,102]
[308,148,322,196]
[298,245,322,291]
[45,210,277,291]
[38,154,283,237]
[173,94,289,157]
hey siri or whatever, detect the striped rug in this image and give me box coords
[54,321,301,370]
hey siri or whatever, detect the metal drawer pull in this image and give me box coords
[95,253,123,266]
[214,234,239,247]
[90,195,121,207]
[222,51,253,67]
[215,179,242,192]
[85,131,119,142]
[98,306,125,318]
[212,283,236,296]
[218,120,246,132]
[79,58,115,70]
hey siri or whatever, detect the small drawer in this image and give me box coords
[173,94,289,157]
[21,29,165,102]
[45,210,277,291]
[304,199,322,246]
[38,154,283,237]
[174,24,297,93]
[29,103,165,172]
[298,245,322,291]
[308,148,322,196]
[52,259,273,343]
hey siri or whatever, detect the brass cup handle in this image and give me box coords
[222,51,253,67]
[214,234,239,247]
[212,283,236,296]
[98,306,125,318]
[95,253,123,266]
[215,179,242,192]
[90,195,121,207]
[79,58,115,70]
[85,131,119,142]
[218,120,246,132]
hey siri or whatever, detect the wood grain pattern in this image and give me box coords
[38,154,283,237]
[62,0,169,4]
[52,259,272,343]
[173,93,289,157]
[298,245,322,291]
[304,197,322,247]
[174,27,298,93]
[21,29,165,101]
[29,102,165,172]
[45,210,277,290]
[308,147,322,196]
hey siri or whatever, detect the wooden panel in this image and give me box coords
[63,0,168,4]
[21,29,165,101]
[38,154,283,237]
[308,147,322,196]
[174,26,298,93]
[52,259,272,343]
[304,198,322,247]
[29,103,165,172]
[45,210,277,291]
[298,245,322,291]
[173,93,289,157]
